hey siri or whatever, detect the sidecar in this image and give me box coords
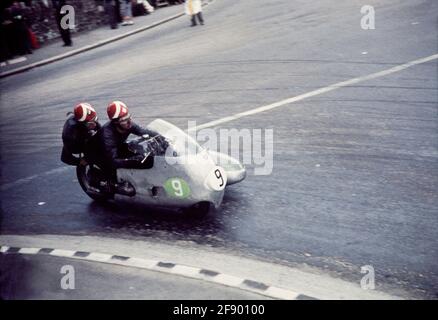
[77,119,246,212]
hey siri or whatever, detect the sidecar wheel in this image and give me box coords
[76,165,111,202]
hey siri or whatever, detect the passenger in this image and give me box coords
[61,103,101,166]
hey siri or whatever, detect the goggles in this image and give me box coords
[117,114,131,125]
[85,116,98,125]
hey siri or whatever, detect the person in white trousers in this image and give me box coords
[185,0,204,26]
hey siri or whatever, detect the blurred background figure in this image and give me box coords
[184,0,203,27]
[120,0,134,26]
[133,0,154,15]
[105,0,119,29]
[0,1,34,61]
[1,5,17,61]
[52,0,72,46]
[10,2,33,54]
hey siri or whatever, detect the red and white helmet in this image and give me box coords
[107,101,130,121]
[73,103,97,122]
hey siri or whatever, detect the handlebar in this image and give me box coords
[128,134,169,160]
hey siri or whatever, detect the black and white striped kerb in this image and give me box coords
[0,245,318,300]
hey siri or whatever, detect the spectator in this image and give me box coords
[143,0,154,13]
[185,0,203,27]
[52,0,72,46]
[132,0,154,16]
[61,103,101,167]
[105,0,118,29]
[120,0,134,26]
[132,0,145,17]
[0,7,14,61]
[10,2,33,54]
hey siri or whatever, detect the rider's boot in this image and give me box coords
[113,181,136,196]
[98,180,113,194]
[98,179,135,197]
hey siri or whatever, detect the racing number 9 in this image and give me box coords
[164,177,190,198]
[215,169,224,187]
[171,179,184,197]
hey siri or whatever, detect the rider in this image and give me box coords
[96,100,158,194]
[61,103,101,166]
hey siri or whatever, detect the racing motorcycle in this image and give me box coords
[76,119,246,214]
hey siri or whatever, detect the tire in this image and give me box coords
[184,202,211,218]
[76,165,111,202]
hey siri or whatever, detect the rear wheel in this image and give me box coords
[76,165,112,202]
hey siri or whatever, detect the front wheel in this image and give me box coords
[76,165,112,202]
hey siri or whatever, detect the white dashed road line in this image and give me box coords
[190,53,438,131]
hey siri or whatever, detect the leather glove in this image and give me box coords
[127,154,153,169]
[128,154,145,162]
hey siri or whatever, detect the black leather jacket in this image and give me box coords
[96,120,159,171]
[61,116,101,166]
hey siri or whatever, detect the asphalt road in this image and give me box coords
[0,254,268,300]
[1,0,437,298]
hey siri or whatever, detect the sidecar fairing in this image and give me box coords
[207,150,246,185]
[115,119,233,209]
